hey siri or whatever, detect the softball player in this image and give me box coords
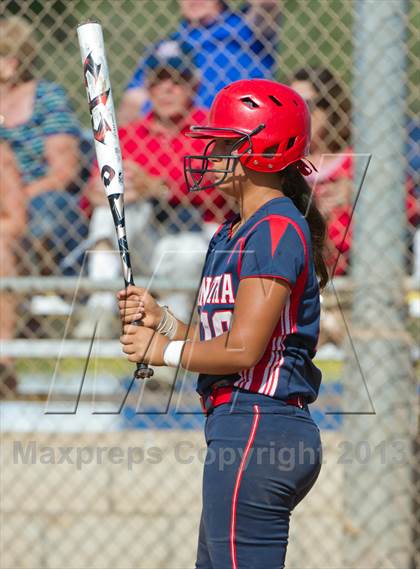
[118,79,327,569]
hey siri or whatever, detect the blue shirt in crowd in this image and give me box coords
[127,6,277,110]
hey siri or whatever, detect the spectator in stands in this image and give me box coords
[76,51,229,336]
[119,0,281,124]
[0,142,26,397]
[291,68,419,279]
[289,68,352,350]
[0,17,86,282]
[291,68,419,346]
[406,120,420,284]
[291,67,353,277]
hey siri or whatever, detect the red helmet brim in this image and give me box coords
[184,125,248,139]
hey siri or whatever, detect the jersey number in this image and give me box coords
[200,310,232,340]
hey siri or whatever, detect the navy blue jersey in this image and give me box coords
[197,196,322,403]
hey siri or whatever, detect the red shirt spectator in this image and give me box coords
[119,108,228,223]
[85,54,232,229]
[308,151,353,276]
[308,150,419,276]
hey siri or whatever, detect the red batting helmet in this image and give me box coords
[184,79,312,192]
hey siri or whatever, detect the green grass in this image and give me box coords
[15,355,419,387]
[16,357,126,374]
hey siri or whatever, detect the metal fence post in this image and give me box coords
[343,1,416,567]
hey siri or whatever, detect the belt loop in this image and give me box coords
[199,394,214,415]
[199,395,206,415]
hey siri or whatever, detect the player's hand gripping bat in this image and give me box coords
[77,21,154,380]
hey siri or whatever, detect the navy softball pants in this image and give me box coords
[195,390,322,569]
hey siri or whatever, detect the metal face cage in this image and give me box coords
[184,124,265,192]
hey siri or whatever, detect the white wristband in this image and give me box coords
[163,340,185,368]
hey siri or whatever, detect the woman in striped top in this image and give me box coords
[0,16,84,276]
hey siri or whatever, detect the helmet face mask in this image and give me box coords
[184,124,264,192]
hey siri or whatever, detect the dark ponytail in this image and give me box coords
[279,165,329,289]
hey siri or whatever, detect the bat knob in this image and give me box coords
[134,364,154,380]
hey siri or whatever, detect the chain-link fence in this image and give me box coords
[0,1,418,568]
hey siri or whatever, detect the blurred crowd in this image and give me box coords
[0,2,418,395]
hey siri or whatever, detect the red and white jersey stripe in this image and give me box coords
[235,295,293,396]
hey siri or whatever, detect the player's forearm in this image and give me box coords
[173,320,197,341]
[154,304,197,341]
[181,333,258,375]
